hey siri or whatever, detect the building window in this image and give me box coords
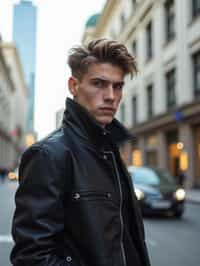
[132,0,136,12]
[132,96,137,126]
[132,0,136,6]
[192,0,200,18]
[132,40,137,57]
[110,29,116,40]
[120,12,126,29]
[166,69,176,109]
[165,0,175,42]
[193,51,200,97]
[146,21,153,60]
[147,84,153,118]
[120,103,125,123]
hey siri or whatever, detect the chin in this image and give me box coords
[97,117,113,126]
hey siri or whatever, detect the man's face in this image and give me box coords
[69,63,125,127]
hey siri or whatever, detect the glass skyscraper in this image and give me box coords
[13,0,37,132]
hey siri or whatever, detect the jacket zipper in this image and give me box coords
[104,151,127,266]
[73,191,112,201]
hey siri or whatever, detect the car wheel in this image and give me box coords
[174,209,183,218]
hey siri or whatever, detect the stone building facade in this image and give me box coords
[0,38,27,172]
[82,0,200,188]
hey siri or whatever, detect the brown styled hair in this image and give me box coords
[68,38,137,80]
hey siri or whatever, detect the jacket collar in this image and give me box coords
[63,98,133,148]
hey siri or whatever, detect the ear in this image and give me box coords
[68,76,79,97]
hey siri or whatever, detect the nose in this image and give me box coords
[104,85,114,101]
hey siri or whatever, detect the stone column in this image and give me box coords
[179,124,195,188]
[138,136,145,166]
[157,130,168,170]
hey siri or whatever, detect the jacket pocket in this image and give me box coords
[67,190,119,266]
[72,191,113,202]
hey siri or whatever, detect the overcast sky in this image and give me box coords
[0,0,106,139]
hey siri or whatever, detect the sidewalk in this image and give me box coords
[186,189,200,204]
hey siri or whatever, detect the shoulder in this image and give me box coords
[18,128,73,191]
[25,127,71,159]
[20,127,72,175]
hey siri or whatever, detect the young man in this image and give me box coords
[11,39,151,266]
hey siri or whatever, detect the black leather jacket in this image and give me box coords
[11,98,150,266]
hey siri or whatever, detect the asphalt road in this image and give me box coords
[0,180,200,266]
[144,203,200,266]
[0,180,16,266]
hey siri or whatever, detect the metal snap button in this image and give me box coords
[107,193,111,198]
[73,193,80,200]
[66,256,72,262]
[103,155,107,160]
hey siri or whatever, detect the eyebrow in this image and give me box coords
[90,77,125,85]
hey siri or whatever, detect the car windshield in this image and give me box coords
[129,168,176,186]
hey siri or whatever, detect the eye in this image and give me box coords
[113,82,124,90]
[92,79,107,88]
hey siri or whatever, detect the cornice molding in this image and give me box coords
[1,42,27,97]
[94,0,121,37]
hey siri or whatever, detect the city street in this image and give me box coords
[145,204,200,266]
[0,180,16,266]
[0,180,200,266]
[1,0,200,265]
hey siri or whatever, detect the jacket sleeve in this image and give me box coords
[10,146,71,266]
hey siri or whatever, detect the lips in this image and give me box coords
[99,108,116,117]
[100,107,115,112]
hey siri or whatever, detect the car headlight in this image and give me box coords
[174,188,185,201]
[8,172,17,180]
[134,188,144,200]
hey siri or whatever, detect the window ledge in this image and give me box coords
[163,38,175,49]
[188,14,200,27]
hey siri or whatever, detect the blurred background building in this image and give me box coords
[0,0,37,174]
[82,0,200,188]
[55,108,64,129]
[0,36,27,173]
[13,0,37,141]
